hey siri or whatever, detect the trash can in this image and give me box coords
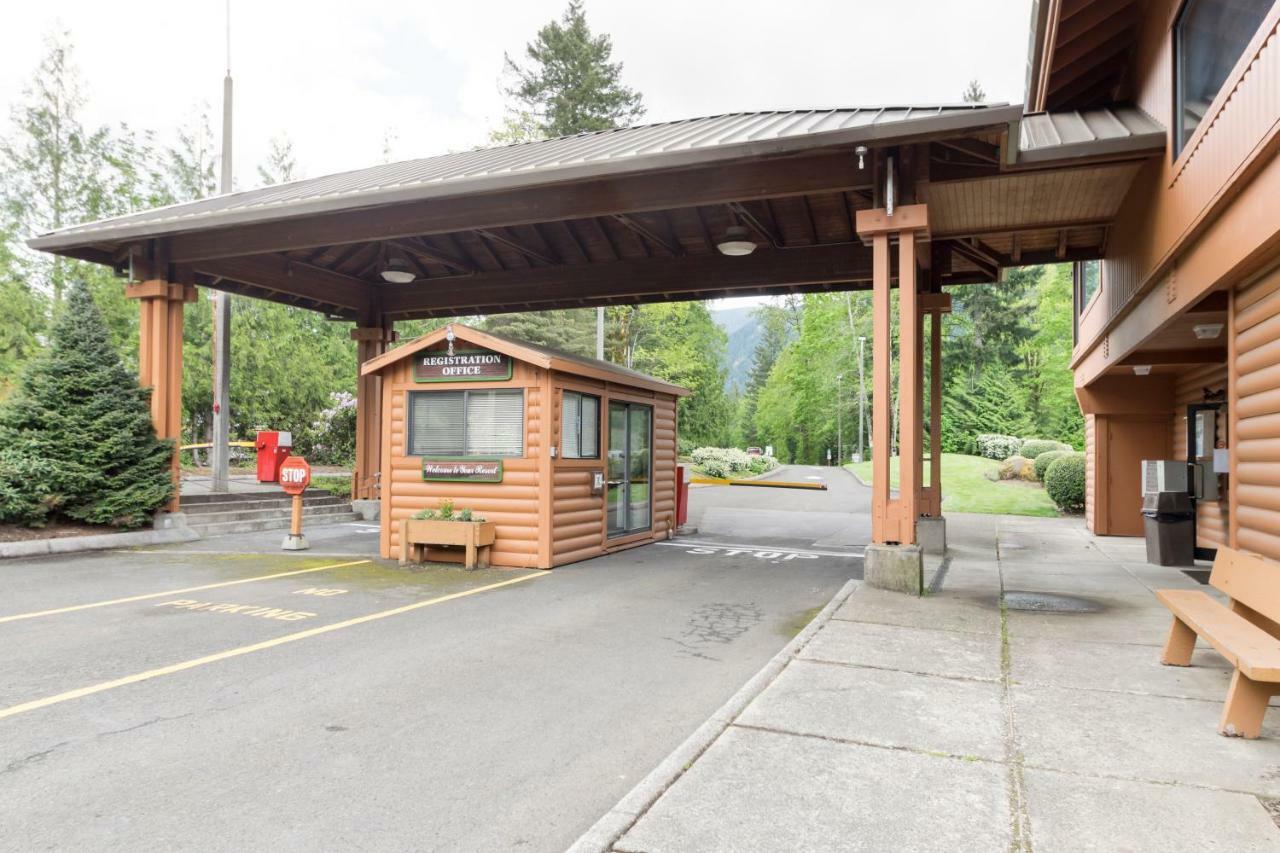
[255,430,293,483]
[1142,491,1195,566]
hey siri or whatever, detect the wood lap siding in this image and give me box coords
[653,395,678,536]
[1085,415,1097,532]
[382,357,543,568]
[1234,267,1280,561]
[1170,362,1230,549]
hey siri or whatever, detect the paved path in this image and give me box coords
[599,514,1280,852]
[0,506,859,850]
[687,464,870,550]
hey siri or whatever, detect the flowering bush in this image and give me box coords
[976,434,1023,460]
[300,391,357,465]
[691,447,779,478]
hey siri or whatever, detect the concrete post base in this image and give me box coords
[864,544,924,596]
[351,499,380,521]
[281,534,310,551]
[917,516,947,556]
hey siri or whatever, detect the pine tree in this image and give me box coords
[257,134,300,186]
[0,281,173,527]
[483,309,596,356]
[963,79,987,103]
[501,1,645,140]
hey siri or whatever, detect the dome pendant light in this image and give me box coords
[380,256,416,284]
[716,225,757,256]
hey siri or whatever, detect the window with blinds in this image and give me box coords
[408,390,524,457]
[561,391,600,459]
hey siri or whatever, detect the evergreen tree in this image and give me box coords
[501,1,645,140]
[629,302,732,447]
[0,227,44,396]
[257,134,300,186]
[963,79,987,103]
[0,281,172,527]
[740,304,791,445]
[483,309,596,356]
[165,107,218,202]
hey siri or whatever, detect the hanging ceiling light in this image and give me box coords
[1193,322,1224,340]
[716,225,757,256]
[1132,365,1152,376]
[380,256,415,284]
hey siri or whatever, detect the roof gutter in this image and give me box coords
[28,104,1027,253]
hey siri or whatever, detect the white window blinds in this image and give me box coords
[561,392,599,459]
[408,390,523,457]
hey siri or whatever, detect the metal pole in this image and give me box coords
[210,19,234,493]
[836,374,843,467]
[857,336,866,463]
[596,306,605,360]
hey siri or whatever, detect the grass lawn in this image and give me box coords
[845,453,1060,518]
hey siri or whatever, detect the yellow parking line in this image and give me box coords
[0,560,371,625]
[0,571,546,722]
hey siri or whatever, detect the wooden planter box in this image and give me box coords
[400,518,497,569]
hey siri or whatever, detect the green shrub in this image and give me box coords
[975,434,1023,460]
[0,282,173,528]
[1044,453,1086,512]
[1020,439,1072,460]
[1033,450,1070,481]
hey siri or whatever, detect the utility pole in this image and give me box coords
[857,336,866,463]
[836,373,843,467]
[596,306,605,360]
[210,1,233,492]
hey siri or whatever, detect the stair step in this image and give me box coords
[185,502,355,526]
[182,495,346,515]
[181,488,342,506]
[191,512,363,538]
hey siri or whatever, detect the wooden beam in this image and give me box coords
[1119,347,1228,366]
[185,254,375,312]
[386,237,475,273]
[379,243,873,317]
[611,214,683,256]
[475,228,559,266]
[167,151,871,263]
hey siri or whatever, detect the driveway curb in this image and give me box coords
[566,577,861,853]
[0,526,201,561]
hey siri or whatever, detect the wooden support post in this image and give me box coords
[870,234,892,544]
[127,279,196,512]
[928,306,944,517]
[897,231,920,546]
[913,297,925,518]
[856,204,929,546]
[352,322,398,501]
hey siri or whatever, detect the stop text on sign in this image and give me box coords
[685,547,819,560]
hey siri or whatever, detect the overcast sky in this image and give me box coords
[3,0,1033,183]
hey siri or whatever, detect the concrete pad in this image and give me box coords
[1001,560,1139,577]
[802,619,1002,682]
[918,516,947,555]
[1011,635,1234,700]
[1024,767,1280,853]
[616,726,1011,853]
[739,659,1006,760]
[1000,570,1151,597]
[1005,607,1175,646]
[865,543,923,595]
[835,586,1001,636]
[1014,683,1280,795]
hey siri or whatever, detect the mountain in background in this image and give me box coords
[711,305,764,393]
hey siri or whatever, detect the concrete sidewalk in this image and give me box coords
[591,514,1280,852]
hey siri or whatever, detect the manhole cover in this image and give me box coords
[1003,591,1101,613]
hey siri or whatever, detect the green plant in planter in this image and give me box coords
[412,500,484,522]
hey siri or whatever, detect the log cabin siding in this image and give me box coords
[1085,414,1097,532]
[1170,362,1230,549]
[1234,265,1280,561]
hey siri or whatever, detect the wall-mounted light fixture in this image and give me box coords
[716,225,757,257]
[1133,365,1152,376]
[1193,322,1224,340]
[855,145,868,169]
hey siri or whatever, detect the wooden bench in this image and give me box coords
[1157,547,1280,738]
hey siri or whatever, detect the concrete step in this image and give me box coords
[182,494,347,515]
[181,488,342,507]
[185,501,356,527]
[190,511,363,538]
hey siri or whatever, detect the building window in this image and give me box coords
[408,390,524,457]
[561,391,600,459]
[1073,260,1103,343]
[1174,0,1273,156]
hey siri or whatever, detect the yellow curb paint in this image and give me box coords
[0,560,371,625]
[0,571,547,721]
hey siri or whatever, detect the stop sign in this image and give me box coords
[279,456,312,496]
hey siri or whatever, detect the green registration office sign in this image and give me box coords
[414,349,512,382]
[421,457,504,483]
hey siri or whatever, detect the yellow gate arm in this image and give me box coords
[179,440,257,451]
[690,477,828,490]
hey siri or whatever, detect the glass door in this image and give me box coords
[607,401,652,537]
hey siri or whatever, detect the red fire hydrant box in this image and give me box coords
[255,430,293,483]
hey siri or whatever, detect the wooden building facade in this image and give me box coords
[1032,0,1280,560]
[360,325,687,568]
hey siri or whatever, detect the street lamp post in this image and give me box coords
[836,373,843,466]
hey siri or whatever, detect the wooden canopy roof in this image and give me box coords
[362,323,691,396]
[1027,0,1146,112]
[29,102,1164,322]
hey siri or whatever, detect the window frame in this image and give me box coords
[560,390,601,460]
[1073,259,1104,345]
[406,388,525,458]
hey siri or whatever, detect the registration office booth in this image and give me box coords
[360,324,689,568]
